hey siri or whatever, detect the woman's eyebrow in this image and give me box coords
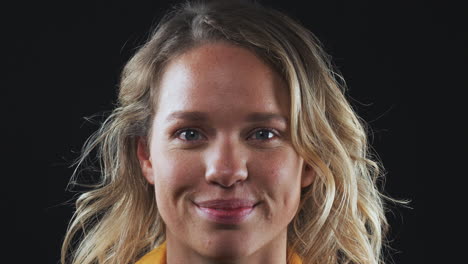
[245,112,288,124]
[166,111,208,122]
[165,111,288,124]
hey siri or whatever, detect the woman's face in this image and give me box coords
[138,42,314,261]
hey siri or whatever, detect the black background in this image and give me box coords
[5,0,463,263]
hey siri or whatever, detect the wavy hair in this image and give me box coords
[62,1,392,263]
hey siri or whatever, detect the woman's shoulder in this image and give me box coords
[134,242,303,264]
[135,242,166,264]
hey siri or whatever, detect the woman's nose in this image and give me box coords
[204,136,248,188]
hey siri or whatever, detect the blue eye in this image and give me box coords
[177,129,203,142]
[175,128,278,144]
[250,129,276,141]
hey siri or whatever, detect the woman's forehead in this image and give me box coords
[161,42,280,90]
[155,42,290,122]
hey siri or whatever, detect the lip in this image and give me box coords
[194,199,258,225]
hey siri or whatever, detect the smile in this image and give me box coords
[194,199,258,225]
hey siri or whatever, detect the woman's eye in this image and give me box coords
[175,128,278,143]
[249,129,277,141]
[176,129,203,142]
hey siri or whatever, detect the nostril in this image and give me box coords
[214,178,244,189]
[204,146,248,187]
[205,169,248,188]
[217,182,233,189]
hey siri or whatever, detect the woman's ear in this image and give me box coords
[301,163,315,188]
[137,137,154,185]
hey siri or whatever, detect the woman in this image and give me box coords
[62,0,392,263]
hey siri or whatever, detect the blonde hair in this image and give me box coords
[62,1,393,263]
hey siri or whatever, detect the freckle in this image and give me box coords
[266,211,273,221]
[204,239,213,250]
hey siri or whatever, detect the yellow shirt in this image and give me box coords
[136,242,302,264]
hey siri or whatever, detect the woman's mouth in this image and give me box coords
[194,199,258,225]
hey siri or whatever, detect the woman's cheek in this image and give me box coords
[255,148,301,184]
[156,152,205,204]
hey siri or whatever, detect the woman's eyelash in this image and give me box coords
[249,128,279,141]
[175,129,205,142]
[174,128,280,143]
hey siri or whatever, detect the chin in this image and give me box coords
[197,231,258,259]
